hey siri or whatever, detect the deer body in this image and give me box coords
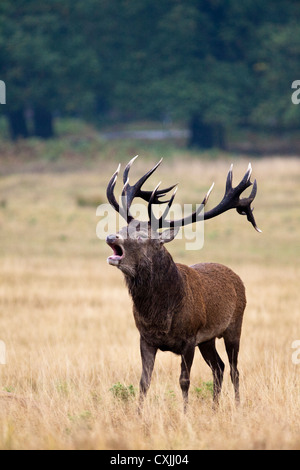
[105,156,259,409]
[127,252,246,353]
[120,236,246,407]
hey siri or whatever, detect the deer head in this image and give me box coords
[106,156,260,275]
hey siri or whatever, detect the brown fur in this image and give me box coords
[107,227,246,410]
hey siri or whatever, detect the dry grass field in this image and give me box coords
[0,149,299,450]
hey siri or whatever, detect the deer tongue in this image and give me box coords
[107,243,124,265]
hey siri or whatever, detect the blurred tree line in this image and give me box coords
[0,0,299,147]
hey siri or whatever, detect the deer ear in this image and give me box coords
[159,226,180,244]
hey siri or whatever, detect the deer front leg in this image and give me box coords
[179,343,195,413]
[138,336,157,412]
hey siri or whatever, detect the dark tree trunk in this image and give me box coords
[188,114,226,150]
[213,122,226,149]
[33,106,54,139]
[7,108,29,140]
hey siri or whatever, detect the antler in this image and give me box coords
[106,155,177,222]
[148,162,261,232]
[204,163,261,231]
[107,157,261,232]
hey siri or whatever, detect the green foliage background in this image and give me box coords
[0,0,299,143]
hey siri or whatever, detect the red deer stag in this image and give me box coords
[105,156,260,410]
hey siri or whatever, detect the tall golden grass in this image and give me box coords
[0,154,299,449]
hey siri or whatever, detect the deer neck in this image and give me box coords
[124,246,184,328]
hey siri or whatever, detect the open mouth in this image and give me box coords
[107,242,124,266]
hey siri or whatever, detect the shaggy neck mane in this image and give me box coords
[124,246,184,324]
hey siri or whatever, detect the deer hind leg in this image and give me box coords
[224,337,240,405]
[139,337,157,412]
[198,338,225,407]
[179,344,195,413]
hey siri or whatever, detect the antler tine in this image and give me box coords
[234,162,252,195]
[121,156,139,215]
[236,179,262,232]
[231,164,261,232]
[204,163,261,231]
[225,164,233,192]
[147,181,161,224]
[202,182,215,205]
[148,183,178,229]
[249,177,257,200]
[225,162,251,196]
[151,179,214,230]
[120,156,178,221]
[139,183,178,204]
[106,163,121,213]
[123,155,139,184]
[121,156,163,204]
